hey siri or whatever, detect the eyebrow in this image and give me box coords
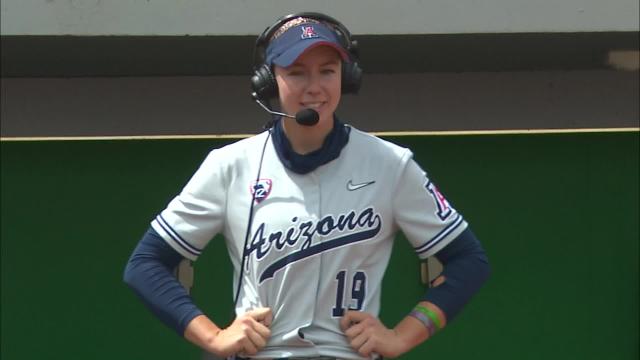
[289,59,341,68]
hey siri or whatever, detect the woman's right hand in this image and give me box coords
[184,308,273,358]
[211,307,273,357]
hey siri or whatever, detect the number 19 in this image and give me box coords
[332,270,367,317]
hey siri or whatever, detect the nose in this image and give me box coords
[304,72,322,95]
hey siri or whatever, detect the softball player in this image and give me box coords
[124,12,490,360]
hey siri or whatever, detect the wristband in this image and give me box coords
[409,310,436,336]
[414,305,442,330]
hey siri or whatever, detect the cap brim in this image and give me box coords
[271,40,350,67]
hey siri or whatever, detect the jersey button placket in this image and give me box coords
[299,171,322,341]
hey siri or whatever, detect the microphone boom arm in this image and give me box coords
[252,92,295,119]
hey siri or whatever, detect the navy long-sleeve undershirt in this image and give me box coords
[423,227,491,321]
[123,227,203,335]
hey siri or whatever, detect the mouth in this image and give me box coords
[300,101,325,111]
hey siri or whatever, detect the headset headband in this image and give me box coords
[252,12,358,70]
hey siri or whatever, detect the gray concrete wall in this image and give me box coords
[2,0,638,36]
[2,70,637,137]
[1,1,638,137]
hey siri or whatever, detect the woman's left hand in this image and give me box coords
[340,311,408,359]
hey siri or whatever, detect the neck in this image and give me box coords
[281,117,334,155]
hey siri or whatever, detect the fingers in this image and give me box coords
[357,337,377,357]
[343,318,366,338]
[242,313,271,356]
[240,335,259,356]
[214,308,273,357]
[252,320,271,339]
[348,328,368,349]
[231,325,266,356]
[241,308,272,343]
[341,311,397,358]
[341,311,375,354]
[340,310,369,331]
[245,307,272,339]
[246,307,273,327]
[346,324,377,357]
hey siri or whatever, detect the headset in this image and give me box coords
[250,12,363,101]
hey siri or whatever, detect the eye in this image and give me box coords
[321,68,337,75]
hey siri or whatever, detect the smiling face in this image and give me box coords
[274,45,343,130]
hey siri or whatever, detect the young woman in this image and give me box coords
[124,12,490,360]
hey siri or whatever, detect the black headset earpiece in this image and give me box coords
[250,64,278,101]
[251,12,363,101]
[342,59,363,95]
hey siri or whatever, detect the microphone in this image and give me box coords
[251,92,319,127]
[294,108,320,126]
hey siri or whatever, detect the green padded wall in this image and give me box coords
[1,132,638,359]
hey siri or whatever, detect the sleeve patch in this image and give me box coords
[425,179,453,221]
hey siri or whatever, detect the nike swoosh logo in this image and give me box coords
[346,180,376,191]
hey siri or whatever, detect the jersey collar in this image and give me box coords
[271,116,351,174]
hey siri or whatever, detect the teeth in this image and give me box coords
[302,102,323,109]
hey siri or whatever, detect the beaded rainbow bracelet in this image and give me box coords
[409,304,443,336]
[415,305,442,330]
[409,309,436,336]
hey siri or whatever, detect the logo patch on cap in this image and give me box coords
[301,26,319,39]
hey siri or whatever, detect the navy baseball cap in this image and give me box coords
[265,18,350,67]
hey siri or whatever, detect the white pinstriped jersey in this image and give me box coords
[151,126,467,359]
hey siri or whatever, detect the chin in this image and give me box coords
[318,114,335,127]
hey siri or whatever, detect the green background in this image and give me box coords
[1,132,638,359]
